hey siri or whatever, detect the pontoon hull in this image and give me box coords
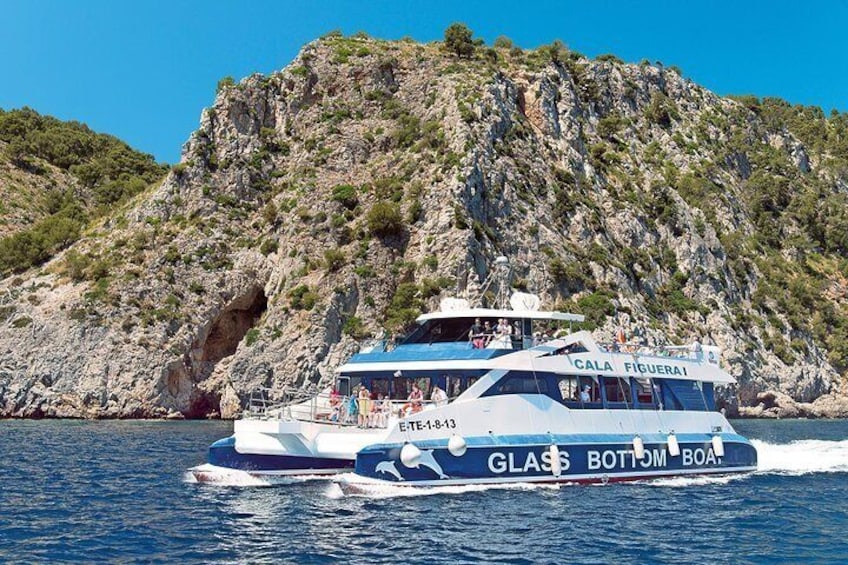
[207,435,354,474]
[351,434,757,486]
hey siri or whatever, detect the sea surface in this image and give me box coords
[1,419,847,564]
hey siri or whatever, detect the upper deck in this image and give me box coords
[340,304,586,372]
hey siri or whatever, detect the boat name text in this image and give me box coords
[573,358,688,376]
[487,447,721,474]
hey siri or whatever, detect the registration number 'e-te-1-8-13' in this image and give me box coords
[398,419,457,432]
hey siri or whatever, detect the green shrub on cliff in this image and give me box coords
[444,23,474,58]
[366,202,403,237]
[0,108,167,274]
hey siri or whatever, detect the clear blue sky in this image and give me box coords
[2,0,846,164]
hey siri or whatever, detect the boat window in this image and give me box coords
[445,375,464,399]
[411,319,489,344]
[336,377,351,397]
[603,377,632,405]
[392,377,431,400]
[369,378,390,399]
[657,379,710,411]
[579,376,601,404]
[557,376,580,402]
[339,376,362,397]
[496,376,548,395]
[467,376,479,389]
[634,378,656,408]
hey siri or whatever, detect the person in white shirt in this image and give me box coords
[431,385,448,407]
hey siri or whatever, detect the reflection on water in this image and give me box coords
[1,419,847,563]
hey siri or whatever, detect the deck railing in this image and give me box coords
[244,386,440,428]
[599,342,709,360]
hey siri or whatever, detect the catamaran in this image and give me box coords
[191,257,757,485]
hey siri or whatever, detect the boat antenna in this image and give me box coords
[478,256,512,309]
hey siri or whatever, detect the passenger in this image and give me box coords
[450,381,462,398]
[482,321,493,345]
[431,384,448,407]
[346,392,358,424]
[377,394,392,427]
[368,393,383,428]
[469,318,484,349]
[580,385,591,403]
[407,382,424,414]
[358,386,371,427]
[329,387,341,408]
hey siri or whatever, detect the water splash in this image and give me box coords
[751,438,848,476]
[647,474,747,488]
[184,464,336,487]
[648,438,848,487]
[329,473,564,498]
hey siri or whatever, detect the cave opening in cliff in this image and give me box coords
[200,286,268,369]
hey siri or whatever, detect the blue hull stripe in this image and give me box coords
[355,439,757,483]
[208,436,353,472]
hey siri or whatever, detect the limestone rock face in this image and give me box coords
[1,36,846,418]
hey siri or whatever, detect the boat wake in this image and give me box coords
[184,464,336,487]
[648,438,848,487]
[327,474,565,499]
[751,438,848,476]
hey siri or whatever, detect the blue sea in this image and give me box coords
[1,419,847,564]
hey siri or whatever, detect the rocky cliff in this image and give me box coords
[1,34,846,418]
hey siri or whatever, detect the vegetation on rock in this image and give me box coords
[2,27,848,418]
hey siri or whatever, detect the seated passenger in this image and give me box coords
[369,394,387,428]
[580,385,591,403]
[404,382,424,415]
[329,387,341,407]
[431,384,448,407]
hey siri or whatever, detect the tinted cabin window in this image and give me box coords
[557,376,580,402]
[497,376,548,395]
[446,375,464,398]
[337,378,351,397]
[634,378,656,408]
[604,377,632,405]
[657,379,710,411]
[579,376,601,404]
[370,378,390,399]
[392,377,431,400]
[414,319,491,344]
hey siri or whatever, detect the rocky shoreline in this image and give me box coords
[736,391,848,419]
